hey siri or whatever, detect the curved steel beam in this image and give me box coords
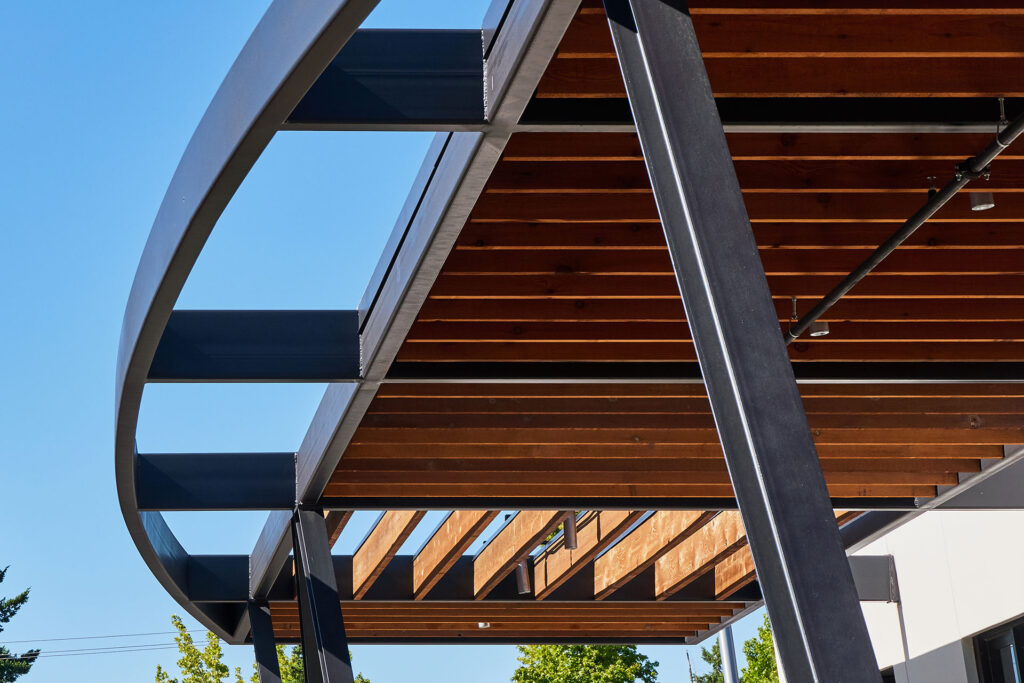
[115,0,380,640]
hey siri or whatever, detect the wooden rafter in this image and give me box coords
[593,510,716,599]
[473,510,565,599]
[352,510,426,599]
[413,510,499,599]
[532,510,645,599]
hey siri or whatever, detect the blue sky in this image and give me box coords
[0,1,761,680]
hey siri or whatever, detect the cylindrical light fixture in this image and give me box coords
[563,513,579,550]
[809,321,830,337]
[971,191,996,211]
[515,560,532,595]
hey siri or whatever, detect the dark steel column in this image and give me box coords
[292,508,354,683]
[603,1,880,680]
[248,602,282,683]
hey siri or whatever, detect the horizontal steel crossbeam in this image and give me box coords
[148,310,360,382]
[135,452,296,511]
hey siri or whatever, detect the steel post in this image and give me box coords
[292,508,354,683]
[719,625,740,683]
[603,0,880,679]
[248,602,282,683]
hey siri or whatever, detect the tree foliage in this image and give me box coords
[155,615,255,683]
[694,614,779,683]
[274,644,369,683]
[693,639,723,683]
[0,566,38,683]
[739,615,778,683]
[156,616,370,683]
[512,645,658,683]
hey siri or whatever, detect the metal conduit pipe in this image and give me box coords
[785,108,1024,344]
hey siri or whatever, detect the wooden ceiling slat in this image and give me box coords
[337,458,978,476]
[458,222,1024,249]
[532,510,645,599]
[342,443,1003,460]
[429,273,1024,299]
[593,511,715,599]
[472,192,1024,222]
[326,510,353,548]
[557,10,1024,59]
[713,547,758,600]
[537,56,1024,98]
[473,511,565,599]
[375,383,1024,399]
[438,248,1024,276]
[486,159,1024,193]
[352,510,426,600]
[654,511,747,600]
[324,483,937,499]
[504,132,1024,161]
[413,510,498,599]
[404,320,1024,342]
[367,395,1024,414]
[396,340,1024,362]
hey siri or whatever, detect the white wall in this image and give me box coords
[857,511,1024,683]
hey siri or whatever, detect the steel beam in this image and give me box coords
[292,508,354,683]
[136,453,295,511]
[248,602,282,683]
[285,30,486,131]
[149,310,360,382]
[603,1,880,680]
[386,361,1024,384]
[517,96,1024,133]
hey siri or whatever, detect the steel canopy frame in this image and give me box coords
[603,0,880,680]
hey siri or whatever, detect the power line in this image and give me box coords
[0,644,181,660]
[0,629,205,645]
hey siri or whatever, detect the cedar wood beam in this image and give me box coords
[352,510,426,599]
[473,510,565,598]
[593,510,714,599]
[414,510,499,599]
[532,510,644,599]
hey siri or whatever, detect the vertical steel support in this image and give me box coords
[292,508,354,683]
[602,1,880,680]
[719,626,740,683]
[248,602,283,683]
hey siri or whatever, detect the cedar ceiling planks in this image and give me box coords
[309,0,1024,643]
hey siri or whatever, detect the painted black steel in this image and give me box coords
[386,361,1024,383]
[149,310,360,382]
[786,109,1024,343]
[286,30,485,130]
[292,508,354,683]
[249,602,283,683]
[518,96,1024,132]
[603,0,880,679]
[135,453,295,511]
[848,556,900,604]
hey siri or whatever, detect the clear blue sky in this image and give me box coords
[0,1,762,680]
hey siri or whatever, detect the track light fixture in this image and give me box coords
[809,321,830,337]
[563,513,579,550]
[971,191,995,211]
[515,561,532,594]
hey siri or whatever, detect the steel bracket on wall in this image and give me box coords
[602,0,881,679]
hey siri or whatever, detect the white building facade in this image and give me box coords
[858,511,1024,683]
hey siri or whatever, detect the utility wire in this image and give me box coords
[0,629,205,644]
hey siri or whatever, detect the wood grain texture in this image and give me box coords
[352,510,426,600]
[473,511,565,599]
[413,510,498,599]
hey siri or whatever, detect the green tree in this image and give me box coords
[275,645,369,683]
[693,639,723,683]
[157,617,370,683]
[0,566,38,683]
[739,615,778,683]
[512,645,658,683]
[155,615,255,683]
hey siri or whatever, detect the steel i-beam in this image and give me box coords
[292,508,354,683]
[248,602,283,683]
[602,0,881,680]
